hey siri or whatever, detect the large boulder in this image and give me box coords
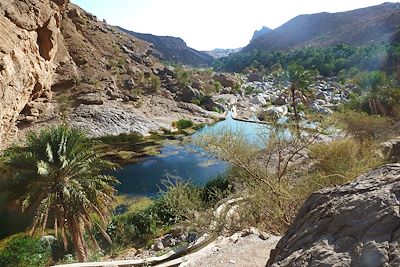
[381,137,400,163]
[267,164,400,267]
[179,85,201,103]
[213,73,240,88]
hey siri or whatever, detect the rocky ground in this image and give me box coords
[178,229,280,267]
[213,74,354,121]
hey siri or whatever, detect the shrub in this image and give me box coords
[213,81,222,92]
[201,174,232,205]
[0,234,52,267]
[309,138,385,185]
[335,110,392,141]
[108,179,205,248]
[172,119,194,130]
[149,74,161,91]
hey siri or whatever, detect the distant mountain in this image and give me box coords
[205,48,242,59]
[251,26,272,42]
[244,2,400,52]
[119,28,214,66]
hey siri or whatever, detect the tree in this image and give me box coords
[353,71,396,116]
[284,63,317,128]
[3,125,119,262]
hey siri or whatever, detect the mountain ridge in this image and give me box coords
[119,27,214,66]
[244,2,400,52]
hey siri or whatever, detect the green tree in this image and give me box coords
[354,71,395,116]
[284,63,317,127]
[3,125,119,262]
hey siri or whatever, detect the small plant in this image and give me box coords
[172,119,194,130]
[213,81,222,92]
[149,74,161,91]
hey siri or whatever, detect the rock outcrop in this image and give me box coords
[0,0,175,149]
[0,0,68,147]
[267,164,400,267]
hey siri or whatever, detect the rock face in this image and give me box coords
[267,164,400,267]
[0,0,163,148]
[0,0,67,147]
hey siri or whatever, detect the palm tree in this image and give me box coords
[284,63,316,127]
[354,71,395,116]
[3,125,119,262]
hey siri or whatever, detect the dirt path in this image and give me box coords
[177,230,280,267]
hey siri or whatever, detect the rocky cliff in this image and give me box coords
[0,0,219,148]
[267,163,400,267]
[0,0,66,147]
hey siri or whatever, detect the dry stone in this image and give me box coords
[267,164,400,267]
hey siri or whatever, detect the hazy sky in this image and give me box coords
[71,0,398,50]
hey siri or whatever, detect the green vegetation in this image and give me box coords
[196,112,388,234]
[283,63,317,126]
[214,43,400,77]
[335,110,392,141]
[176,66,191,87]
[149,73,161,91]
[172,119,194,130]
[2,125,119,262]
[0,234,52,267]
[108,175,232,249]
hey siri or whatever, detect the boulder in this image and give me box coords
[213,73,240,88]
[248,73,263,82]
[267,164,400,267]
[265,105,288,117]
[180,85,201,103]
[381,137,400,162]
[309,102,333,115]
[250,95,267,106]
[273,96,288,106]
[76,93,104,105]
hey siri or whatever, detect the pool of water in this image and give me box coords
[115,113,268,196]
[0,113,268,238]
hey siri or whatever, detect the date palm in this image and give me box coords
[355,71,395,116]
[284,63,316,128]
[3,125,119,262]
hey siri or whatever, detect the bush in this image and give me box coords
[309,138,385,185]
[201,174,232,205]
[108,180,204,248]
[0,234,52,267]
[149,74,161,91]
[172,119,194,130]
[335,110,392,141]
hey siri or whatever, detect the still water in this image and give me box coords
[0,114,267,238]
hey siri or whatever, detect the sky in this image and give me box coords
[71,0,399,51]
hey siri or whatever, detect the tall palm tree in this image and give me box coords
[284,63,316,127]
[3,125,119,262]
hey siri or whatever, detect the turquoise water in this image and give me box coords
[0,114,267,238]
[115,114,268,196]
